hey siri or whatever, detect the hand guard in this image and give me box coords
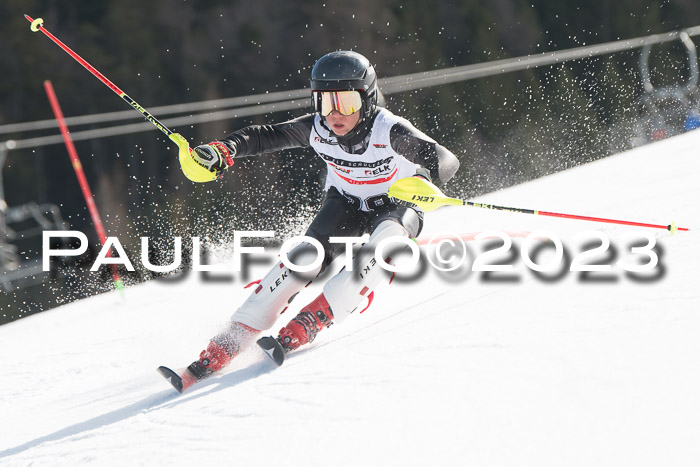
[389,169,432,210]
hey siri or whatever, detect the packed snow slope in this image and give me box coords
[1,130,699,467]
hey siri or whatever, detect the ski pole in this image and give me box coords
[23,15,205,179]
[26,15,174,139]
[388,177,690,233]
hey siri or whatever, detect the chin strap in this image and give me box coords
[333,108,378,154]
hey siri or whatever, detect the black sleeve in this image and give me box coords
[223,114,315,158]
[389,121,460,185]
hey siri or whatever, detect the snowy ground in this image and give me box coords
[1,130,699,466]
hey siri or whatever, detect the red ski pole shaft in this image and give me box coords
[535,209,689,232]
[25,15,174,138]
[43,80,124,290]
[465,200,689,233]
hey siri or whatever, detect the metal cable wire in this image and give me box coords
[2,25,699,149]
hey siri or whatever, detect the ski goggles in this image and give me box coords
[313,90,363,117]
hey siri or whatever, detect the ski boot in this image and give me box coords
[278,293,334,351]
[187,340,232,378]
[159,322,259,393]
[258,293,334,366]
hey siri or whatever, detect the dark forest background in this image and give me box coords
[2,0,700,323]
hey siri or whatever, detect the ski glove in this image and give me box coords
[413,166,432,182]
[192,141,236,177]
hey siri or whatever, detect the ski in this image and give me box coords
[158,366,200,393]
[157,366,184,393]
[257,336,286,366]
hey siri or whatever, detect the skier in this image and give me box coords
[170,50,459,390]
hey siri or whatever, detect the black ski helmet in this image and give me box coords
[310,51,378,120]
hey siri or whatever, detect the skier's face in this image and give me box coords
[325,109,361,136]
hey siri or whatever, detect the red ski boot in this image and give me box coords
[160,322,259,393]
[277,293,334,353]
[159,338,231,393]
[187,339,232,376]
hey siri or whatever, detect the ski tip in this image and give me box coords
[158,366,184,393]
[257,336,286,366]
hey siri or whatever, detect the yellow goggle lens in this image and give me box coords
[314,91,362,117]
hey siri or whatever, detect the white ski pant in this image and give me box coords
[231,219,412,331]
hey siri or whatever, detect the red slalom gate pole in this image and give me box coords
[44,80,124,291]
